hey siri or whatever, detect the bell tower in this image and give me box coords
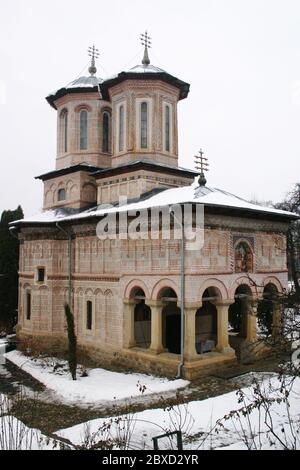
[46,46,112,171]
[100,32,190,168]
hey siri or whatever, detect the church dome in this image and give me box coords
[46,74,102,110]
[100,36,190,101]
[46,46,103,109]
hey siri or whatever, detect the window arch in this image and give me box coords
[80,110,88,150]
[119,105,124,152]
[165,104,171,152]
[140,102,148,149]
[234,241,253,273]
[102,111,110,153]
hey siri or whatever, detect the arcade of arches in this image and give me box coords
[123,281,283,365]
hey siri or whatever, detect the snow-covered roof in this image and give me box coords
[47,75,102,97]
[127,64,166,74]
[11,183,299,227]
[46,75,103,109]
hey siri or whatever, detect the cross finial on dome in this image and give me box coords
[140,31,151,66]
[88,45,100,76]
[195,148,209,186]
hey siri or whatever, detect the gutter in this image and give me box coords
[56,223,72,308]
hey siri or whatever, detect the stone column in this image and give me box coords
[272,302,282,338]
[148,301,164,354]
[215,301,235,354]
[246,300,258,342]
[123,300,136,349]
[183,302,199,360]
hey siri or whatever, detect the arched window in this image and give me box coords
[235,241,253,273]
[165,105,171,152]
[119,105,124,152]
[58,188,66,201]
[140,102,148,149]
[80,110,88,150]
[86,300,93,330]
[102,112,110,153]
[63,112,68,152]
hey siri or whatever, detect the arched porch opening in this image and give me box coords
[257,283,279,337]
[160,288,181,354]
[195,288,219,354]
[229,284,252,337]
[229,284,256,356]
[131,287,151,349]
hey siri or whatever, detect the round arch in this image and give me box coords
[263,277,283,294]
[74,103,92,113]
[198,278,228,302]
[151,278,180,301]
[229,276,257,300]
[124,279,151,300]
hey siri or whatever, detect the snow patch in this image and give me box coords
[4,351,189,405]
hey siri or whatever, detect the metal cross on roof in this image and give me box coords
[195,148,209,186]
[88,45,100,75]
[140,31,151,65]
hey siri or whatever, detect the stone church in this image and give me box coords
[11,39,297,379]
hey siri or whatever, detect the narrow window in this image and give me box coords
[102,112,110,153]
[64,112,68,152]
[26,292,31,320]
[80,110,88,150]
[58,188,66,201]
[165,105,171,152]
[140,102,148,149]
[86,301,93,330]
[37,268,45,283]
[119,105,124,152]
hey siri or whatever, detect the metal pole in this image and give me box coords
[176,215,185,379]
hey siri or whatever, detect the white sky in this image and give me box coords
[0,0,299,216]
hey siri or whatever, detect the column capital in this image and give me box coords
[178,301,201,310]
[123,299,136,306]
[147,300,163,308]
[214,299,235,307]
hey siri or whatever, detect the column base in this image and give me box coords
[215,345,235,355]
[149,346,165,355]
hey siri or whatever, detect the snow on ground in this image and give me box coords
[0,393,54,450]
[57,374,300,450]
[4,351,189,405]
[0,414,52,450]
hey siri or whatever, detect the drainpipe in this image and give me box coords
[56,223,72,309]
[170,208,185,379]
[176,220,185,379]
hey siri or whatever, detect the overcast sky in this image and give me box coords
[0,0,299,216]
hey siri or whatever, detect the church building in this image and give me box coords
[11,36,298,379]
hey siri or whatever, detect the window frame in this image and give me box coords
[164,104,171,152]
[102,111,111,153]
[79,109,88,151]
[57,188,66,202]
[37,267,45,283]
[26,291,31,321]
[118,104,125,152]
[140,101,148,149]
[86,300,93,331]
